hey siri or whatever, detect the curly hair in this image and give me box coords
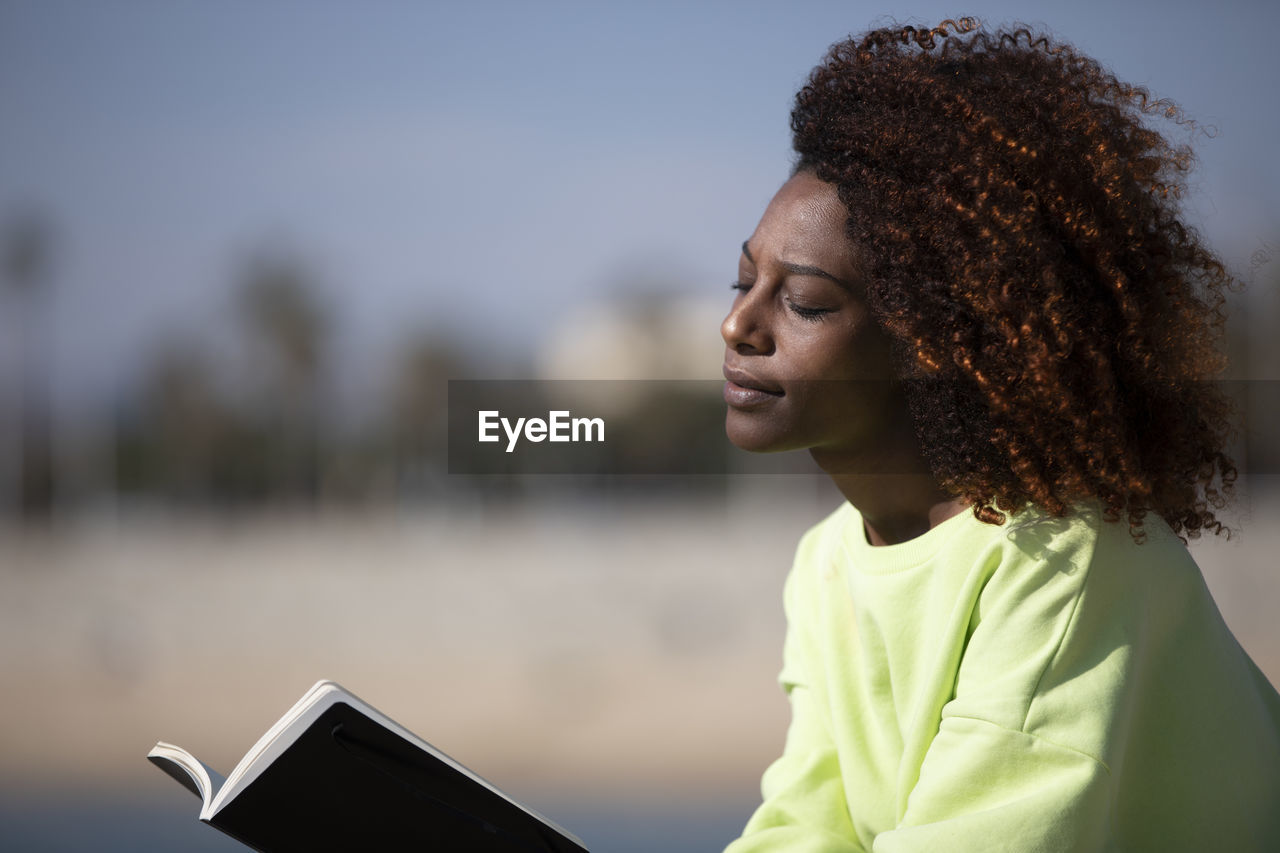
[791,17,1237,539]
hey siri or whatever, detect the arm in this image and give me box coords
[725,682,866,853]
[726,543,867,853]
[871,716,1111,852]
[868,515,1117,852]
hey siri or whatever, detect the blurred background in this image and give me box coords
[1,1,1277,850]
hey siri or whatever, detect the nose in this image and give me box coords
[721,289,773,354]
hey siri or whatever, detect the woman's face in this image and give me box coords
[721,171,900,459]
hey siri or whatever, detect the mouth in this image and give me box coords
[722,364,784,407]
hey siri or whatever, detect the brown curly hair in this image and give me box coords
[791,17,1236,539]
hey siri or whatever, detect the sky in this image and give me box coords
[1,0,1277,414]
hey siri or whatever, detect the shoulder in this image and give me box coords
[953,504,1205,740]
[985,504,1203,633]
[973,502,1197,612]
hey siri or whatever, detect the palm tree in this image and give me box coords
[3,210,55,523]
[235,252,330,501]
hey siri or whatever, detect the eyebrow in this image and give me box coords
[741,240,855,291]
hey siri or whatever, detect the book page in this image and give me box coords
[147,741,226,817]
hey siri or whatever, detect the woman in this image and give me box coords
[721,18,1280,851]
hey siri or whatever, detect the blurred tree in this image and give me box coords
[235,253,331,502]
[386,332,468,498]
[238,256,327,394]
[1243,242,1280,479]
[3,210,55,523]
[141,342,225,502]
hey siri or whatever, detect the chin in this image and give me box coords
[725,411,803,454]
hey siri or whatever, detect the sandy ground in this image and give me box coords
[2,482,1278,809]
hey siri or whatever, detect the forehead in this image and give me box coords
[748,172,853,263]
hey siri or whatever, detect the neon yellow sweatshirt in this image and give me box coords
[726,502,1280,852]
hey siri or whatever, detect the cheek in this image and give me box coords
[787,328,854,379]
[828,324,896,383]
[790,339,869,382]
[786,312,887,376]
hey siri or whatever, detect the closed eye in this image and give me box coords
[788,302,835,321]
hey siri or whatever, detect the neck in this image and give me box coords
[827,471,967,546]
[809,402,966,546]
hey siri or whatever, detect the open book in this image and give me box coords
[148,680,589,852]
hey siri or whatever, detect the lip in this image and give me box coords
[722,364,784,408]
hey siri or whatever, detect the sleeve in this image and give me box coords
[869,716,1112,853]
[724,538,867,853]
[874,514,1117,852]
